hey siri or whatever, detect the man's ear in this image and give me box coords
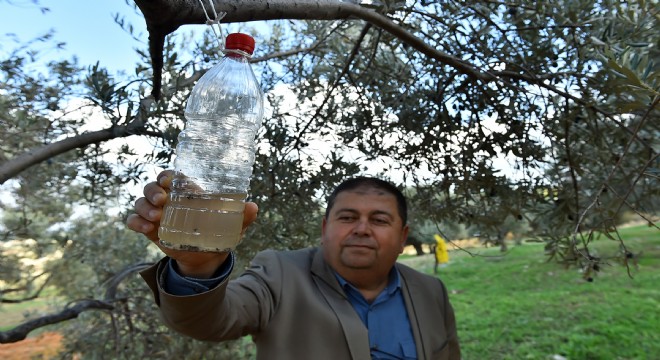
[399,225,410,253]
[320,217,328,244]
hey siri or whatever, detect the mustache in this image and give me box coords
[343,238,377,248]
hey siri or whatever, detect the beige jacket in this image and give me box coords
[141,247,461,360]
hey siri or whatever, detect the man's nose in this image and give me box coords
[352,219,371,235]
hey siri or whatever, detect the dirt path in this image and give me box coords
[0,332,62,359]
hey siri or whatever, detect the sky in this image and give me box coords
[0,1,153,209]
[0,0,147,73]
[0,1,267,73]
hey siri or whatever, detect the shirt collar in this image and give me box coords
[334,266,401,296]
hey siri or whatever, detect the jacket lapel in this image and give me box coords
[311,248,371,360]
[398,264,430,360]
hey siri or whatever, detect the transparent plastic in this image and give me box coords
[159,33,264,252]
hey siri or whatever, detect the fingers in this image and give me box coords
[126,170,173,242]
[134,196,162,222]
[144,169,174,206]
[143,181,168,207]
[156,170,175,189]
[126,212,160,242]
[128,195,164,242]
[242,202,259,231]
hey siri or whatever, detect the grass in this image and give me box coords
[400,224,660,360]
[0,288,62,332]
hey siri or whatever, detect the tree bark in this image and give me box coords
[134,0,492,98]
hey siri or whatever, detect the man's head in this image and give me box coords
[321,177,409,283]
[325,177,408,225]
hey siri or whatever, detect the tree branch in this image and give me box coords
[133,0,630,133]
[1,274,51,304]
[0,95,156,185]
[0,299,114,343]
[288,22,372,154]
[134,0,493,98]
[103,262,153,300]
[0,262,154,344]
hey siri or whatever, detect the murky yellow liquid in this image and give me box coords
[158,192,246,252]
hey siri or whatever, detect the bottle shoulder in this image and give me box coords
[184,56,263,117]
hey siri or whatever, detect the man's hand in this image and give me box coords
[126,170,258,278]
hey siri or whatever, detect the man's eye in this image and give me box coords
[373,218,390,225]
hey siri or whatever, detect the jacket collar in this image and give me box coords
[311,247,346,297]
[310,247,370,359]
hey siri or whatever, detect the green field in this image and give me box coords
[401,224,660,360]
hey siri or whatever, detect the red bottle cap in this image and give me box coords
[225,33,256,55]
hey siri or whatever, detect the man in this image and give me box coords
[127,171,461,359]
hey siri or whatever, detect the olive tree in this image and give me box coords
[1,0,658,356]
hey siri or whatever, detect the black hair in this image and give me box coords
[324,177,408,225]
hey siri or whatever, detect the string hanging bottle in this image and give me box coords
[159,33,264,252]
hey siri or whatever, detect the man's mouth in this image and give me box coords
[343,240,376,249]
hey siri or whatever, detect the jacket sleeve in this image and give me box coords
[140,251,282,342]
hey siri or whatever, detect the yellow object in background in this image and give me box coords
[434,234,449,264]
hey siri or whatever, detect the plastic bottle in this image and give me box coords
[159,33,264,252]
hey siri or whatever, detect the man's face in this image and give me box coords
[321,187,409,276]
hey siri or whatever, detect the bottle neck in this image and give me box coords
[224,48,252,60]
[225,53,248,61]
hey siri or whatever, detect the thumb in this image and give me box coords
[242,202,258,231]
